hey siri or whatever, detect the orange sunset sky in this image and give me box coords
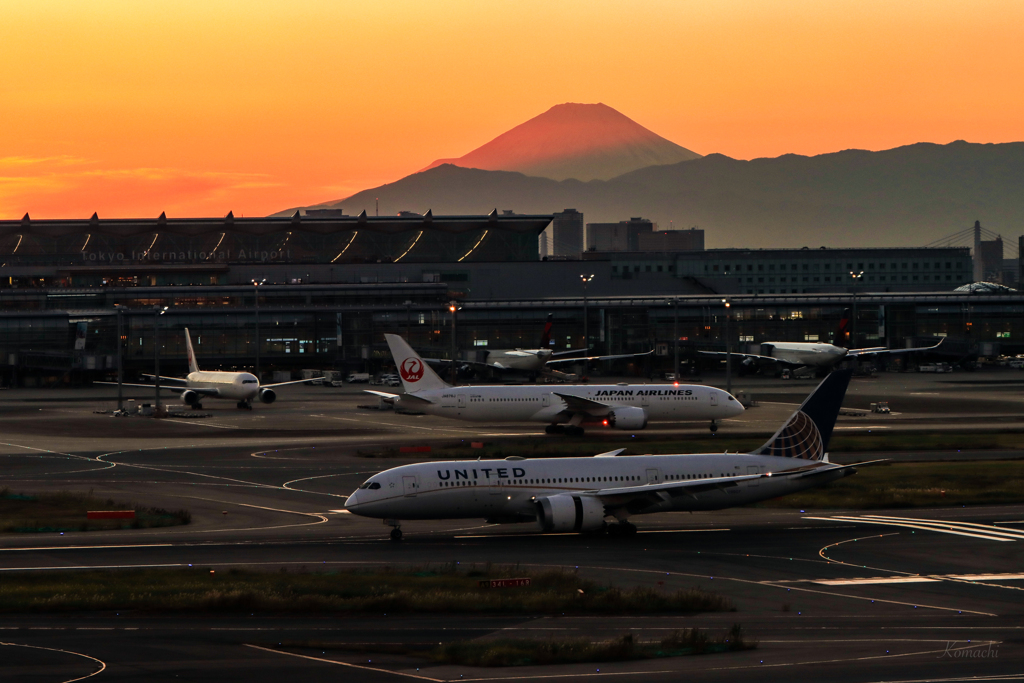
[2,0,1022,219]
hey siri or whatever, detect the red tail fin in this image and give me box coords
[539,314,554,347]
[836,309,852,347]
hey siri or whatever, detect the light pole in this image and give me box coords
[252,279,265,380]
[672,297,679,380]
[115,304,124,412]
[849,271,864,346]
[723,299,732,396]
[580,274,594,351]
[405,299,413,340]
[448,300,460,386]
[153,305,168,414]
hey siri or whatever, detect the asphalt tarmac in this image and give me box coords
[1,369,1022,681]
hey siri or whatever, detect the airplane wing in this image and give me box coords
[551,392,613,416]
[584,460,886,512]
[363,389,435,404]
[549,347,589,357]
[698,350,803,368]
[847,339,944,357]
[95,381,218,396]
[140,374,188,384]
[261,378,318,388]
[546,350,655,365]
[584,473,764,513]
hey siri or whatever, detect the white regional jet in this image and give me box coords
[347,369,874,540]
[366,334,744,435]
[107,329,313,409]
[702,309,942,374]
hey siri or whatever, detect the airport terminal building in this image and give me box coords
[1,212,1021,384]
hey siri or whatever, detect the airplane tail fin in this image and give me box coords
[753,369,852,461]
[184,328,200,374]
[384,334,450,393]
[539,313,554,347]
[836,308,852,348]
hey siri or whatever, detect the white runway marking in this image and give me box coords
[805,515,1021,542]
[812,577,940,585]
[0,641,107,682]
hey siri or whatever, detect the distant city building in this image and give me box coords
[973,220,1004,282]
[550,209,584,258]
[586,217,655,251]
[584,246,972,294]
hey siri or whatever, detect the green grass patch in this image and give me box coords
[358,429,1024,461]
[759,460,1024,509]
[0,488,190,533]
[0,565,733,615]
[282,626,755,667]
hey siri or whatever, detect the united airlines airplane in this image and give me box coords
[347,369,875,540]
[367,334,744,435]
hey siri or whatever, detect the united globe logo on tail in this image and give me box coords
[758,411,823,460]
[400,357,424,383]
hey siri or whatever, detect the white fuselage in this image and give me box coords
[396,383,742,425]
[185,371,260,401]
[766,343,849,368]
[344,452,843,521]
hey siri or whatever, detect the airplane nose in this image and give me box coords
[344,491,360,509]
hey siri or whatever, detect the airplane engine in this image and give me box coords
[181,390,200,406]
[258,388,277,404]
[605,406,648,430]
[536,494,606,533]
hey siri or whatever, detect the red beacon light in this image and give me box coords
[602,419,609,427]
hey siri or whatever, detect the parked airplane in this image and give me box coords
[347,369,875,540]
[702,309,942,373]
[366,334,743,435]
[103,328,313,409]
[429,314,652,377]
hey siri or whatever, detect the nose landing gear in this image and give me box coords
[386,519,403,541]
[710,420,719,433]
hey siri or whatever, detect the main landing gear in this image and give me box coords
[236,401,252,410]
[710,420,719,433]
[545,425,585,436]
[188,402,203,410]
[605,521,637,536]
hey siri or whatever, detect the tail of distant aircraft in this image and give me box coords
[384,334,451,393]
[184,328,200,374]
[539,313,554,347]
[835,308,852,348]
[753,369,852,461]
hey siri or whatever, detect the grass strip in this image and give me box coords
[0,565,733,615]
[758,460,1024,508]
[0,489,190,533]
[358,430,1024,460]
[281,626,755,667]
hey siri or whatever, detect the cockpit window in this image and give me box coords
[242,379,258,384]
[358,480,381,490]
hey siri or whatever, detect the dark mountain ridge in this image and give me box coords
[287,141,1024,248]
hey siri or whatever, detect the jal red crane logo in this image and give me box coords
[400,357,424,383]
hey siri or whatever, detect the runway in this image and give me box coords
[1,371,1022,681]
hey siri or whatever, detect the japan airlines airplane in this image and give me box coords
[429,314,652,378]
[104,328,313,409]
[702,309,942,373]
[366,334,743,435]
[347,369,876,540]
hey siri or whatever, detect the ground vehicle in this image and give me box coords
[346,372,371,383]
[871,401,891,414]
